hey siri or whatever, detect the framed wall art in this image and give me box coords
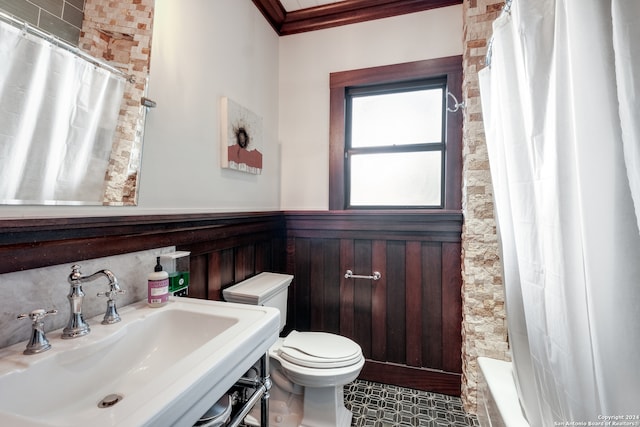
[220,97,263,175]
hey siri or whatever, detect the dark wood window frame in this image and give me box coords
[329,56,463,211]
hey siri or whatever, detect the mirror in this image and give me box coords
[0,0,154,206]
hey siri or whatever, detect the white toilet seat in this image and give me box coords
[279,331,362,369]
[269,331,365,388]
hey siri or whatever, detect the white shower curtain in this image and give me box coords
[0,20,125,203]
[479,0,640,425]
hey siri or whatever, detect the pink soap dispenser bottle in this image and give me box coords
[148,257,169,307]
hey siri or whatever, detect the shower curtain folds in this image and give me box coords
[0,19,125,204]
[479,0,640,425]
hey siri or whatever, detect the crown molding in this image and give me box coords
[252,0,462,36]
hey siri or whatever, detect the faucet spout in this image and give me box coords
[70,266,119,288]
[96,270,126,325]
[62,265,122,339]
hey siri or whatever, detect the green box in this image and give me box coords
[169,271,190,293]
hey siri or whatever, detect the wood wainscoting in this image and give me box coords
[0,212,286,276]
[284,211,463,396]
[0,210,462,395]
[179,220,286,302]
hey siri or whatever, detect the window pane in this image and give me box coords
[350,151,442,207]
[351,88,443,148]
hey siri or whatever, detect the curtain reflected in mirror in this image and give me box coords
[0,20,126,204]
[0,0,154,206]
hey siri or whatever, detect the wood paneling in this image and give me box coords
[386,240,406,364]
[360,360,461,396]
[285,211,463,396]
[186,240,286,301]
[370,240,387,360]
[406,241,423,367]
[1,210,463,396]
[423,241,443,368]
[0,212,285,274]
[189,254,208,300]
[442,241,463,373]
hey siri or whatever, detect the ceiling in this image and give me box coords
[279,0,346,12]
[252,0,462,36]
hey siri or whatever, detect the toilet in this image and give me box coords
[223,272,364,427]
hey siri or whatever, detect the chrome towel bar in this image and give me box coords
[344,270,381,281]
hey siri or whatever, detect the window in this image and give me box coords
[347,79,446,208]
[329,57,462,211]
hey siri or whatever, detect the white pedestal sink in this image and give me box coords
[0,297,280,427]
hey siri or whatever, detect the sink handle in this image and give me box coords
[17,309,58,355]
[97,286,126,325]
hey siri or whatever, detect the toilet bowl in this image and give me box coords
[223,273,364,427]
[275,331,363,385]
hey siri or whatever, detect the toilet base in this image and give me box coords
[300,385,352,427]
[243,378,353,427]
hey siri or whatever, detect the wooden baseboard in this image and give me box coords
[358,359,461,397]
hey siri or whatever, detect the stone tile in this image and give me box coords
[347,380,478,427]
[65,0,84,11]
[29,0,63,17]
[0,0,39,25]
[62,0,83,28]
[37,8,78,43]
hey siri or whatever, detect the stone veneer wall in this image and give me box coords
[461,0,510,413]
[79,0,154,205]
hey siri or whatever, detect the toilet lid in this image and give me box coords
[278,331,363,369]
[222,272,293,305]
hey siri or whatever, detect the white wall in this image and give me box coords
[0,3,462,218]
[278,5,463,210]
[139,0,281,212]
[0,0,280,218]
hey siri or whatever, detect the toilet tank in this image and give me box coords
[222,272,293,332]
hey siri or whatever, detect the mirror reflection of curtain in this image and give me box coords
[0,20,125,204]
[480,0,640,425]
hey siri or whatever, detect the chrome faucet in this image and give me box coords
[97,275,126,325]
[62,265,125,339]
[17,308,58,354]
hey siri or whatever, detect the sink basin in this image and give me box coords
[0,297,280,427]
